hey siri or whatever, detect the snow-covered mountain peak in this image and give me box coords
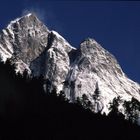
[80,38,106,57]
[81,37,98,45]
[7,13,38,29]
[0,14,140,117]
[51,30,76,51]
[79,38,121,75]
[25,13,35,17]
[64,37,140,114]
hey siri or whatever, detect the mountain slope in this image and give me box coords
[64,38,140,113]
[0,13,140,115]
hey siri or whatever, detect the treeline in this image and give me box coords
[0,60,139,140]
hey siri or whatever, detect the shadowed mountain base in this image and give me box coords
[0,61,139,140]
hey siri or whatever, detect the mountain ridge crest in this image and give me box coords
[0,13,140,116]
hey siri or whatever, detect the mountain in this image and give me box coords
[0,13,140,115]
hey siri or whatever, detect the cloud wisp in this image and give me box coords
[22,6,47,22]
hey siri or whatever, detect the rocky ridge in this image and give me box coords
[0,13,140,114]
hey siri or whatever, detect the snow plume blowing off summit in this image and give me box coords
[0,13,140,121]
[22,7,46,23]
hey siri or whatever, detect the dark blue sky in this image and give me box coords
[0,0,140,83]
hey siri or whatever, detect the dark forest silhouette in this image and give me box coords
[0,60,139,140]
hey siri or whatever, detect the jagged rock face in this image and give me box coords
[0,13,50,72]
[64,38,140,113]
[0,13,140,114]
[30,31,75,92]
[0,13,75,92]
